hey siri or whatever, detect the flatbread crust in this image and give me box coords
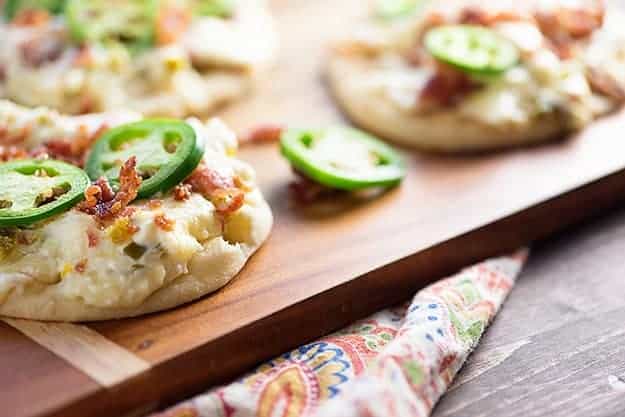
[327,56,568,152]
[327,2,625,152]
[0,104,273,321]
[0,0,277,118]
[0,190,272,322]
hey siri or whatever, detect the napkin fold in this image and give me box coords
[153,250,527,417]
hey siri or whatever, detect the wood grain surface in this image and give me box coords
[433,206,625,417]
[4,1,625,417]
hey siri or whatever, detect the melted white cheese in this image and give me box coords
[0,115,260,309]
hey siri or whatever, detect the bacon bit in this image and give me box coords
[78,95,97,115]
[15,230,37,245]
[156,6,192,45]
[587,68,625,103]
[459,7,492,25]
[73,45,93,67]
[185,163,245,214]
[535,3,604,58]
[210,188,245,214]
[459,7,524,26]
[419,63,479,109]
[242,124,284,146]
[75,259,88,273]
[154,214,175,231]
[0,124,33,145]
[78,157,142,222]
[11,9,50,26]
[289,169,341,203]
[0,145,27,161]
[0,64,6,82]
[108,217,139,244]
[31,124,108,167]
[87,230,99,248]
[19,35,65,68]
[173,183,192,201]
[147,199,163,210]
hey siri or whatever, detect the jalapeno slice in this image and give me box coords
[375,0,427,20]
[4,0,65,19]
[425,25,519,75]
[193,0,235,17]
[0,159,90,227]
[64,0,158,49]
[85,119,203,199]
[280,127,405,191]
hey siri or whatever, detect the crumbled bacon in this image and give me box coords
[147,199,163,210]
[73,45,93,68]
[11,9,50,26]
[0,124,33,145]
[30,124,108,167]
[78,95,97,115]
[0,145,27,161]
[459,7,524,26]
[19,35,65,68]
[289,169,341,203]
[587,68,625,103]
[75,259,88,273]
[87,230,99,248]
[535,2,604,58]
[419,63,479,109]
[242,124,284,146]
[154,214,175,231]
[184,163,245,214]
[173,183,192,201]
[156,6,191,45]
[78,157,142,222]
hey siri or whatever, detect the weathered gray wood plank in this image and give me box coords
[433,207,625,417]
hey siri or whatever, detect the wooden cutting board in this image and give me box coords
[4,1,625,416]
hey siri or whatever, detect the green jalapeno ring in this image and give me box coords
[85,119,204,199]
[280,127,405,191]
[0,159,90,227]
[425,25,520,75]
[4,0,65,19]
[64,0,158,49]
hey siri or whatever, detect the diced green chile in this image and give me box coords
[64,0,158,49]
[0,159,90,227]
[85,119,204,199]
[425,25,519,75]
[4,0,65,19]
[280,127,405,191]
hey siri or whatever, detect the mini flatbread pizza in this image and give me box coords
[0,100,272,321]
[0,0,277,117]
[328,0,625,151]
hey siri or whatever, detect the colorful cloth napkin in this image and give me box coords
[153,250,528,417]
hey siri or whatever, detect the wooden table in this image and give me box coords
[433,206,625,417]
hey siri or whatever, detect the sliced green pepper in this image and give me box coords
[64,0,158,50]
[85,119,204,199]
[4,0,65,19]
[280,127,405,191]
[0,159,90,227]
[193,0,235,17]
[375,0,428,20]
[425,25,519,75]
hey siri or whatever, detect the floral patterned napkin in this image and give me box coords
[153,250,528,417]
